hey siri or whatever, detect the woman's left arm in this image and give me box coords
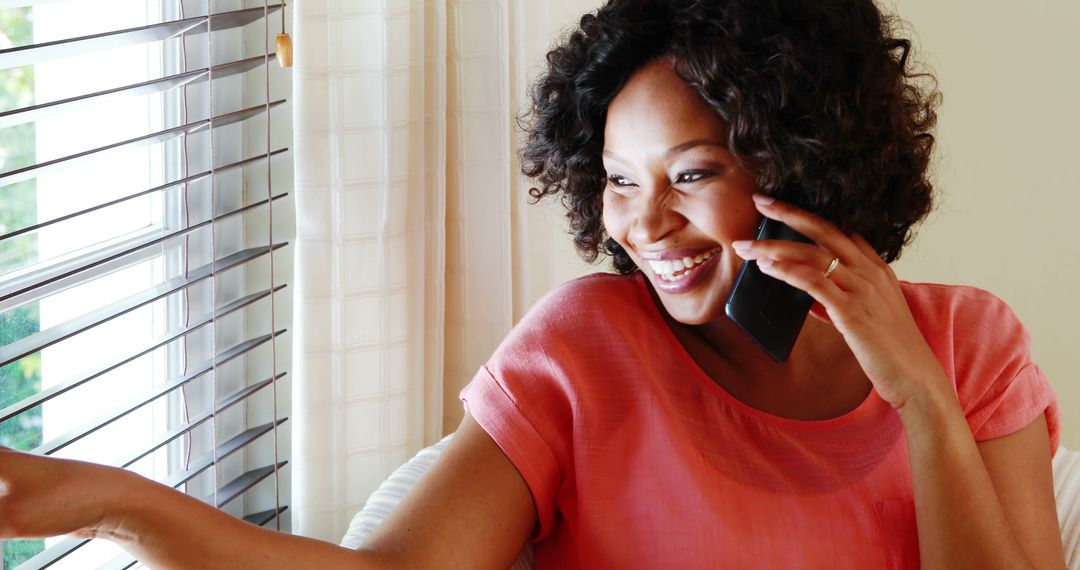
[733,193,1066,569]
[900,386,1063,569]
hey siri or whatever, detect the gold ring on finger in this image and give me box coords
[824,257,840,279]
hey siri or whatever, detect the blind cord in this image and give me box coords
[264,0,284,532]
[179,0,194,478]
[206,0,220,511]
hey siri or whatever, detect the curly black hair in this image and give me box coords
[520,0,941,274]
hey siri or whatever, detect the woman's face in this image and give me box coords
[602,59,762,325]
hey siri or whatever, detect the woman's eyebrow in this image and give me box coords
[602,139,729,164]
[664,138,729,159]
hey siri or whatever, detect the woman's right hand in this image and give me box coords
[0,446,129,541]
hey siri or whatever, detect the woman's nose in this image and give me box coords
[629,188,680,246]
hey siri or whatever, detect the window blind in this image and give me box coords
[0,1,292,568]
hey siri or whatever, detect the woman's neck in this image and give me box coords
[649,288,871,421]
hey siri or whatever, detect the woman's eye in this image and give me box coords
[606,174,636,188]
[675,170,712,184]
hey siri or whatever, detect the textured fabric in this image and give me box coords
[289,0,600,541]
[339,439,1080,570]
[339,434,537,570]
[1054,447,1080,569]
[290,0,450,540]
[460,272,1060,569]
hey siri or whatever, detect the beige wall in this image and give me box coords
[882,0,1080,448]
[515,0,1080,448]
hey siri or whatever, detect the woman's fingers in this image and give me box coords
[751,193,863,264]
[755,257,846,308]
[731,238,857,293]
[851,233,891,270]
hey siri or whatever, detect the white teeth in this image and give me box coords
[646,249,719,280]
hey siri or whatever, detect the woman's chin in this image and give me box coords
[652,291,728,326]
[666,306,725,326]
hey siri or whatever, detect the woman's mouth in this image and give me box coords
[644,249,721,293]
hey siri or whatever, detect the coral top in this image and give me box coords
[459,272,1059,569]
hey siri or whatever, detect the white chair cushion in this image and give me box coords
[1054,447,1080,568]
[342,436,1080,569]
[340,434,534,569]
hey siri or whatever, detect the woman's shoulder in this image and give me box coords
[492,271,654,362]
[899,280,1023,333]
[899,283,1059,450]
[899,280,1038,394]
[522,271,650,326]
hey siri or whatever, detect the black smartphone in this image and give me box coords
[724,217,815,362]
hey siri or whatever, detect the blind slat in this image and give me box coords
[0,239,286,330]
[0,285,285,424]
[163,418,288,489]
[17,536,86,570]
[211,461,288,508]
[0,53,271,130]
[0,0,63,10]
[0,17,202,71]
[113,373,283,469]
[0,148,289,245]
[0,202,286,365]
[243,505,290,527]
[0,5,282,71]
[0,100,286,189]
[33,331,287,456]
[0,194,287,364]
[0,123,205,189]
[0,71,203,130]
[100,554,137,570]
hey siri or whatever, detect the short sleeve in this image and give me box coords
[458,277,616,542]
[943,287,1061,454]
[460,365,565,541]
[964,361,1060,453]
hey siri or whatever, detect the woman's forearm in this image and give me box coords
[1,449,387,568]
[114,475,363,568]
[899,390,1034,569]
[81,468,387,570]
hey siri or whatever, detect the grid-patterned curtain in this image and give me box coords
[289,0,601,544]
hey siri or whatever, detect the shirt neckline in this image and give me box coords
[630,271,885,430]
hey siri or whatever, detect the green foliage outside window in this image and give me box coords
[1,7,38,276]
[1,7,46,569]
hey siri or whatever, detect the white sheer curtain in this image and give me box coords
[290,0,596,542]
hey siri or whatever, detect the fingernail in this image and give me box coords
[752,193,775,206]
[731,240,752,252]
[757,258,775,270]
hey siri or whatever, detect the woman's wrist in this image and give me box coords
[893,375,966,440]
[88,461,145,539]
[86,466,167,543]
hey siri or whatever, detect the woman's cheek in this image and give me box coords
[601,191,631,247]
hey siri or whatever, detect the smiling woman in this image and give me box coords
[0,0,1073,568]
[493,2,1062,567]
